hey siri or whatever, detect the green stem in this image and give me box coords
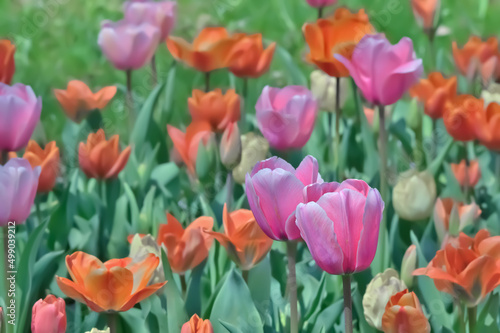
[35,196,43,224]
[468,306,477,333]
[1,151,8,165]
[99,181,107,259]
[286,241,298,333]
[107,312,117,333]
[458,301,466,333]
[318,7,323,19]
[180,274,187,297]
[432,118,438,159]
[496,153,500,190]
[463,143,470,203]
[335,77,342,180]
[226,172,234,211]
[342,275,353,333]
[242,270,249,284]
[205,72,211,92]
[377,105,388,272]
[151,54,158,87]
[126,69,134,128]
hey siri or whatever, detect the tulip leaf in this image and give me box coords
[123,182,140,232]
[219,320,245,333]
[428,138,454,177]
[107,195,131,259]
[161,248,188,332]
[309,298,344,333]
[151,162,180,198]
[185,260,207,317]
[247,257,272,325]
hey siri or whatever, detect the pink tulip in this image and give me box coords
[295,179,384,275]
[0,158,40,226]
[98,20,160,71]
[0,83,42,152]
[31,295,66,333]
[245,155,323,241]
[306,0,338,8]
[124,0,176,40]
[336,34,423,106]
[256,85,318,150]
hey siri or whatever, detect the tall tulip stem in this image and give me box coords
[107,312,117,333]
[377,104,388,272]
[125,70,134,122]
[226,172,234,211]
[342,274,353,333]
[468,306,477,333]
[335,77,342,179]
[180,274,187,297]
[286,241,298,333]
[318,7,324,19]
[151,55,158,87]
[1,150,8,165]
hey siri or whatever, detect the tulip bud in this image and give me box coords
[86,329,110,333]
[450,159,481,189]
[310,70,348,112]
[363,268,407,330]
[232,133,269,184]
[181,314,214,333]
[220,122,241,170]
[433,198,481,244]
[31,295,67,333]
[393,169,436,221]
[129,234,165,285]
[406,98,422,131]
[381,289,430,333]
[401,245,417,288]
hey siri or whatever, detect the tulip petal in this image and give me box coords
[295,155,323,186]
[119,282,167,312]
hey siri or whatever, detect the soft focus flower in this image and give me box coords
[227,33,276,78]
[206,204,273,270]
[167,121,213,174]
[452,36,498,83]
[157,213,214,274]
[0,158,40,225]
[411,0,440,30]
[86,329,110,333]
[20,140,59,193]
[0,83,42,152]
[450,159,481,188]
[434,198,481,244]
[303,8,374,77]
[181,314,213,333]
[410,72,457,119]
[310,70,348,112]
[245,156,323,241]
[78,129,131,179]
[295,179,384,274]
[31,295,66,333]
[392,169,436,221]
[0,39,15,84]
[401,245,417,288]
[255,85,318,150]
[129,234,165,285]
[124,0,176,40]
[336,34,423,106]
[474,102,500,150]
[220,122,241,170]
[98,20,160,71]
[306,0,337,8]
[54,80,117,123]
[381,289,430,333]
[232,133,269,184]
[481,82,500,106]
[188,89,240,132]
[443,95,482,141]
[363,268,407,330]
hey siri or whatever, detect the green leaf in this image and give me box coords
[220,320,245,333]
[161,248,188,332]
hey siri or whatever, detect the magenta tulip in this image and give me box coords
[0,83,42,152]
[295,179,384,275]
[335,34,423,106]
[256,85,318,150]
[245,155,323,241]
[124,0,176,40]
[31,295,67,333]
[0,158,40,225]
[306,0,338,8]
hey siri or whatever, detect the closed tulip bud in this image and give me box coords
[0,39,15,84]
[129,234,165,285]
[401,245,417,288]
[181,314,213,333]
[310,70,348,112]
[381,290,430,333]
[434,198,481,244]
[450,159,481,188]
[363,268,407,330]
[233,133,269,184]
[31,295,67,333]
[220,122,241,170]
[406,98,422,131]
[393,169,436,221]
[86,329,110,333]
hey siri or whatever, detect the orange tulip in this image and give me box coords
[167,27,243,72]
[452,37,499,82]
[181,314,213,333]
[157,213,214,274]
[381,289,430,333]
[410,72,457,119]
[226,34,276,78]
[450,159,481,188]
[78,129,131,179]
[411,0,440,30]
[443,95,482,141]
[0,39,15,84]
[167,121,213,174]
[474,102,500,150]
[56,251,165,312]
[188,89,240,132]
[303,8,374,77]
[206,204,273,271]
[21,140,60,193]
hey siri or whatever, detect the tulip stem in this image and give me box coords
[335,77,342,180]
[125,70,134,124]
[1,151,8,165]
[180,274,187,297]
[318,7,323,19]
[458,302,466,333]
[205,72,211,92]
[107,312,117,333]
[226,172,234,211]
[463,145,470,203]
[468,306,477,333]
[377,105,388,272]
[286,241,298,333]
[151,55,158,87]
[242,269,249,283]
[342,274,353,333]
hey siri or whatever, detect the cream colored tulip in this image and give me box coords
[232,133,269,184]
[129,234,165,285]
[86,329,110,333]
[310,70,348,112]
[393,169,436,221]
[481,82,500,106]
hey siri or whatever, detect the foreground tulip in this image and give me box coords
[232,133,269,184]
[450,159,481,188]
[443,95,482,141]
[79,129,131,179]
[0,158,40,225]
[434,198,481,244]
[255,86,318,150]
[129,234,164,285]
[474,102,500,150]
[410,72,457,119]
[54,80,117,123]
[393,169,436,221]
[306,0,337,8]
[31,295,66,333]
[452,36,498,83]
[401,245,417,288]
[0,83,42,152]
[363,269,407,330]
[56,251,165,312]
[220,122,241,170]
[381,290,430,333]
[157,213,213,274]
[181,314,213,333]
[227,33,276,78]
[20,140,60,193]
[124,0,176,41]
[310,70,348,112]
[188,89,240,132]
[411,0,440,30]
[336,34,423,106]
[0,39,15,84]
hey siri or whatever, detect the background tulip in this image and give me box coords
[232,133,269,184]
[450,159,481,188]
[255,85,318,150]
[188,89,240,132]
[381,290,430,333]
[392,169,436,221]
[452,36,498,82]
[434,198,481,244]
[411,0,440,30]
[443,95,482,141]
[21,140,59,193]
[310,70,348,112]
[410,72,457,119]
[474,102,500,150]
[31,295,66,333]
[0,39,15,84]
[124,0,176,40]
[305,0,337,8]
[226,33,276,78]
[219,122,241,170]
[181,314,213,333]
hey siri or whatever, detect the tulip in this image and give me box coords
[245,155,323,241]
[474,102,500,150]
[181,314,213,333]
[336,34,423,106]
[188,89,240,132]
[305,0,337,8]
[54,80,117,123]
[392,169,436,221]
[220,122,241,170]
[363,268,407,330]
[401,245,417,288]
[56,251,166,312]
[410,72,457,119]
[255,85,318,150]
[0,39,15,84]
[481,82,500,106]
[0,158,40,225]
[434,198,481,244]
[381,289,430,333]
[303,8,374,77]
[0,83,42,152]
[31,295,66,333]
[227,33,276,78]
[86,329,110,333]
[157,213,213,274]
[78,129,131,179]
[411,0,440,30]
[19,140,60,193]
[310,70,348,112]
[452,36,498,83]
[129,234,165,285]
[232,133,269,184]
[450,159,481,188]
[123,0,176,40]
[443,95,482,141]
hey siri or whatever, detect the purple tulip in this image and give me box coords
[124,0,176,40]
[256,86,318,150]
[98,20,160,71]
[335,34,423,106]
[0,158,40,225]
[0,83,42,152]
[306,0,338,8]
[245,155,323,241]
[295,179,384,275]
